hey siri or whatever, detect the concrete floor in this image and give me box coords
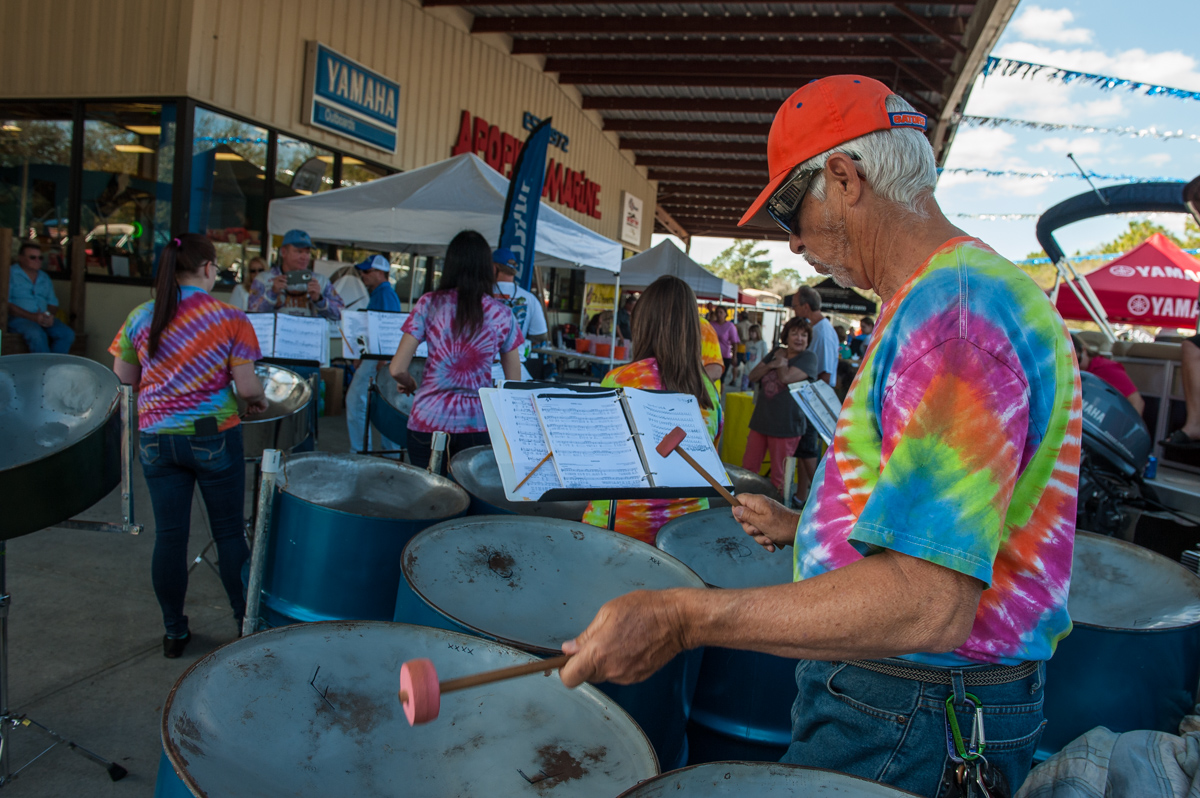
[4,416,356,796]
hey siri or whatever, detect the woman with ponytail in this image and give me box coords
[110,233,268,658]
[582,275,723,544]
[389,229,523,471]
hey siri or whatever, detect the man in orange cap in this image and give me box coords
[560,76,1082,795]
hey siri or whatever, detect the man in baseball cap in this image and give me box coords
[248,228,344,320]
[557,76,1081,795]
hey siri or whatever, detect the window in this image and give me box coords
[81,102,175,280]
[0,103,74,275]
[340,158,389,187]
[275,135,333,197]
[191,107,268,276]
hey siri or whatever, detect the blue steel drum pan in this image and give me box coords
[0,354,122,538]
[158,621,659,797]
[616,762,920,797]
[369,359,423,446]
[396,515,707,771]
[450,445,589,520]
[1040,531,1200,757]
[259,452,469,626]
[656,508,799,761]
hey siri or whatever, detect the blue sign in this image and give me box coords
[499,117,553,291]
[305,42,399,153]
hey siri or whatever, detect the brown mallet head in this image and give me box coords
[398,657,441,726]
[656,426,687,458]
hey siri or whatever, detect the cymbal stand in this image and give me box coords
[0,388,136,786]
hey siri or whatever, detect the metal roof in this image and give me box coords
[425,0,1020,239]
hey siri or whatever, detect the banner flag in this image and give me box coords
[499,116,553,291]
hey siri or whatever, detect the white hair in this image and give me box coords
[801,94,938,216]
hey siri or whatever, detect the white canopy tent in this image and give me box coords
[268,153,622,274]
[583,239,736,300]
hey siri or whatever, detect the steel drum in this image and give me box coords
[1040,531,1200,757]
[236,364,312,458]
[450,445,589,520]
[369,358,424,446]
[616,762,920,797]
[656,508,798,763]
[258,452,469,626]
[0,354,121,538]
[396,516,707,771]
[709,464,781,508]
[156,621,659,797]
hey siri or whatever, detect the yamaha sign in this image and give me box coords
[303,42,400,153]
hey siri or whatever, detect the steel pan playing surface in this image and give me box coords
[450,445,588,521]
[616,762,920,797]
[237,364,312,458]
[0,354,121,537]
[161,621,658,796]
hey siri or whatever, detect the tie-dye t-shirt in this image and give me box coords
[402,289,522,434]
[700,319,723,371]
[795,238,1082,667]
[110,286,261,434]
[583,358,723,544]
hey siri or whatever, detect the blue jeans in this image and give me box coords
[8,317,75,353]
[140,427,250,636]
[782,659,1046,796]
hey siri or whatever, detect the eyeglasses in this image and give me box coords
[765,153,861,237]
[25,254,43,260]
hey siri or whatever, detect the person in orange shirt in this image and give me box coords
[700,316,724,383]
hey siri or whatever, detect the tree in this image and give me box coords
[706,239,772,290]
[767,267,804,297]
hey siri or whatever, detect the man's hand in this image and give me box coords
[559,590,689,688]
[733,494,800,552]
[393,371,418,394]
[306,279,321,302]
[271,274,287,295]
[38,311,54,328]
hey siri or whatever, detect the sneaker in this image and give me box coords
[163,632,191,659]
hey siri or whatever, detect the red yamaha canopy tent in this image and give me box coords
[1056,233,1200,329]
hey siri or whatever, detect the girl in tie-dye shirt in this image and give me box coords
[584,276,723,544]
[795,237,1082,666]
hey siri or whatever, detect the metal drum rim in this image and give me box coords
[0,353,121,473]
[161,619,660,793]
[1072,531,1200,632]
[277,451,471,520]
[614,762,924,797]
[447,445,590,520]
[400,516,707,656]
[244,363,312,420]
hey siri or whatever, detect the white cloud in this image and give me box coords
[1142,152,1172,167]
[1027,136,1104,155]
[1011,6,1093,45]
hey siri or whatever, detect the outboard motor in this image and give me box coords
[1077,371,1153,536]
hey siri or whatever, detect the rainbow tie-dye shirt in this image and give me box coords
[110,286,261,434]
[795,237,1082,666]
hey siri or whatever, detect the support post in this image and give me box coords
[242,448,282,637]
[69,237,86,336]
[0,228,11,337]
[120,385,140,533]
[782,457,796,508]
[608,273,621,369]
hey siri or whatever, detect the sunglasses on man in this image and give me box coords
[766,153,862,237]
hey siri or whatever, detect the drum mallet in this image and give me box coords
[398,655,571,725]
[656,427,740,507]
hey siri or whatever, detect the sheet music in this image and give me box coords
[812,380,844,423]
[533,393,646,490]
[367,311,407,356]
[490,390,561,499]
[247,313,275,357]
[622,388,729,489]
[791,382,838,444]
[341,311,368,359]
[273,313,328,365]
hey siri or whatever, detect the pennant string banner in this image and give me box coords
[961,115,1200,144]
[1014,249,1200,266]
[938,167,1180,182]
[951,211,1192,221]
[981,57,1200,103]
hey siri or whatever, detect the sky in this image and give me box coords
[653,0,1200,282]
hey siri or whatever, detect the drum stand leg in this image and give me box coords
[0,542,127,786]
[186,492,221,578]
[242,449,282,637]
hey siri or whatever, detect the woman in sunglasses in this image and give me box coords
[229,257,266,311]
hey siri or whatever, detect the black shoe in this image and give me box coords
[163,632,191,658]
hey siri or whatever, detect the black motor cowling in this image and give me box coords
[1079,371,1152,478]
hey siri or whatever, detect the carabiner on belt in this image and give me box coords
[944,692,986,762]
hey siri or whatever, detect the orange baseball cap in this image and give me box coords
[738,75,927,228]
